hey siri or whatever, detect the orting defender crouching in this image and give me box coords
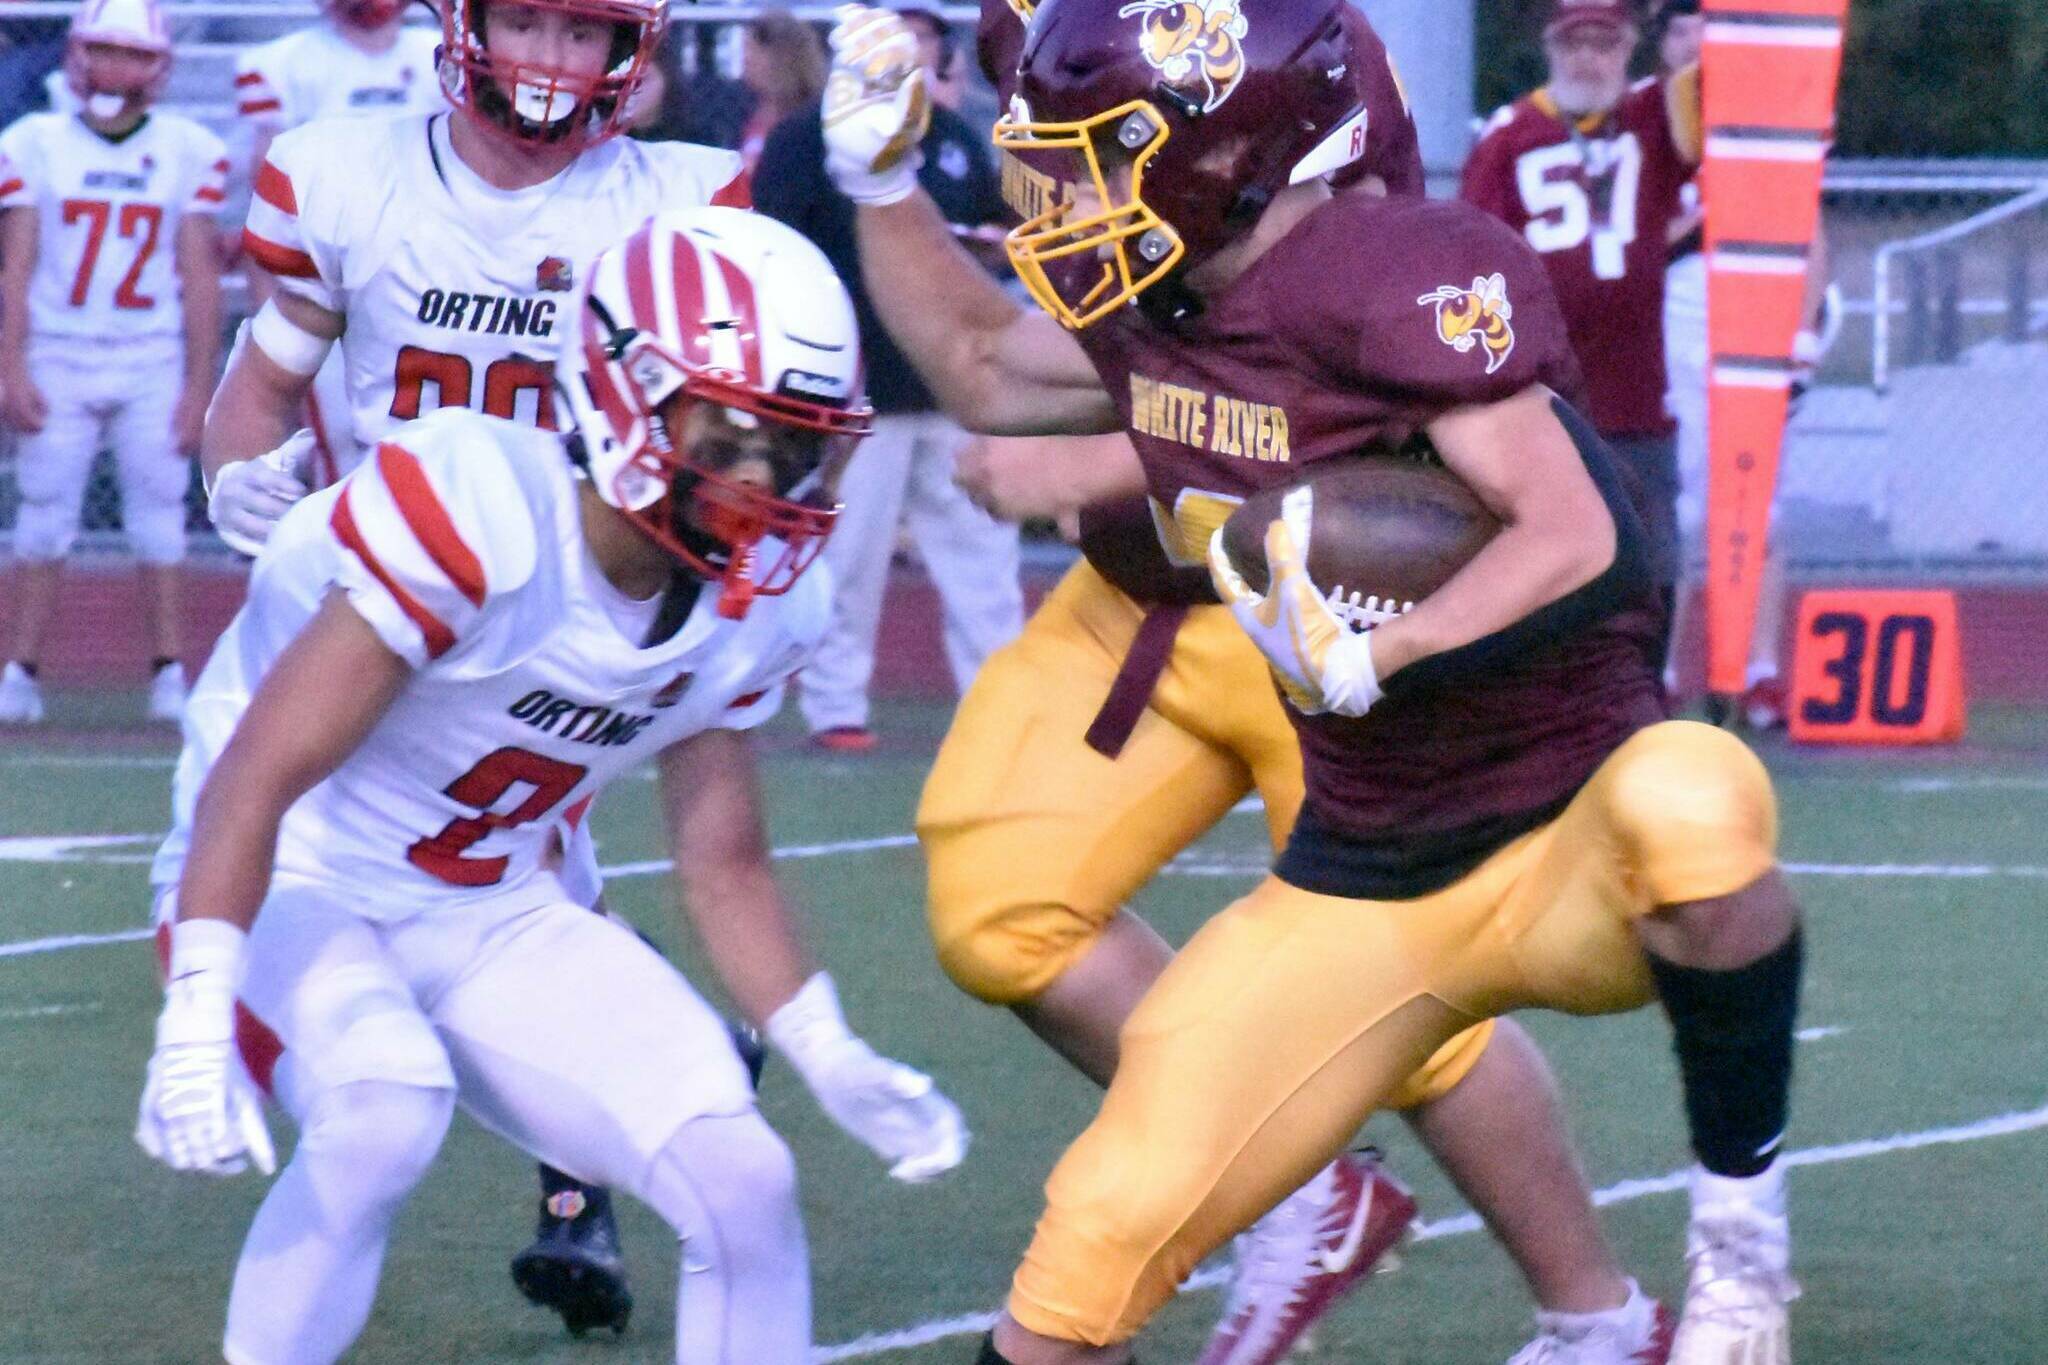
[135,208,966,1365]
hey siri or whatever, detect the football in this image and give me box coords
[1218,456,1500,622]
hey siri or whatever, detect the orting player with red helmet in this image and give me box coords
[200,0,749,1337]
[136,207,965,1365]
[824,0,1807,1359]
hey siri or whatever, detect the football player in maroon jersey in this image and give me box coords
[822,0,1806,1360]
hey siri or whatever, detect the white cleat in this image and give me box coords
[1670,1168,1799,1365]
[147,662,187,723]
[0,661,45,724]
[1507,1280,1675,1364]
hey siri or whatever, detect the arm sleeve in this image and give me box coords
[0,123,40,207]
[187,129,230,216]
[241,127,342,311]
[324,424,538,668]
[232,49,286,129]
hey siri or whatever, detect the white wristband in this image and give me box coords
[249,298,335,377]
[158,918,248,1048]
[764,972,854,1077]
[167,917,249,989]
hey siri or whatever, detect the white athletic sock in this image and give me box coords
[223,1080,453,1365]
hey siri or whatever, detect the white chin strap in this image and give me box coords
[85,92,131,120]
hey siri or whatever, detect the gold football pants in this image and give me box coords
[1006,718,1779,1344]
[916,559,1491,1101]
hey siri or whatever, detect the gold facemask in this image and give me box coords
[993,99,1184,330]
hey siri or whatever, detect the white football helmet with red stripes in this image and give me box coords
[66,0,172,122]
[439,0,664,150]
[560,207,872,618]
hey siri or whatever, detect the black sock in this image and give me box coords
[975,1335,1012,1365]
[12,661,37,679]
[150,655,177,676]
[1647,928,1803,1178]
[538,1164,608,1214]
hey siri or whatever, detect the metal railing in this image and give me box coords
[1871,183,2048,392]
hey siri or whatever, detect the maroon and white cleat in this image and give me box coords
[1195,1149,1417,1365]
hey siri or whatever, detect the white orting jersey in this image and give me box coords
[0,111,227,342]
[151,407,826,916]
[242,113,749,474]
[234,22,446,129]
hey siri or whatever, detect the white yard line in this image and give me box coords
[0,1002,101,1021]
[812,1099,2048,1362]
[0,753,176,769]
[0,927,153,958]
[0,834,161,863]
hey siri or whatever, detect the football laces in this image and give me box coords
[1322,585,1412,632]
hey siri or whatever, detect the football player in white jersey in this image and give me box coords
[204,0,749,528]
[0,0,225,725]
[199,0,750,1328]
[136,206,967,1365]
[232,0,448,484]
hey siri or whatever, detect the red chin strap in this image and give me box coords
[608,455,840,621]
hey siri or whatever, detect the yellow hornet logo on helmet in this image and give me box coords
[1418,273,1517,375]
[1117,0,1249,114]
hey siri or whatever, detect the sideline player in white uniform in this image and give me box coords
[232,0,447,485]
[136,207,968,1365]
[199,0,749,1328]
[0,0,224,725]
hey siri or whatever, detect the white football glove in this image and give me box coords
[136,918,276,1178]
[208,429,316,557]
[766,973,967,1183]
[1207,487,1386,719]
[822,4,931,206]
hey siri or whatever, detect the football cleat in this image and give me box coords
[812,725,878,754]
[1739,677,1787,733]
[1670,1169,1798,1365]
[0,662,44,724]
[1507,1281,1676,1365]
[510,1179,633,1337]
[148,661,187,722]
[1196,1149,1416,1365]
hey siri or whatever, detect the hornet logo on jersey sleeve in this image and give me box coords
[1418,273,1517,375]
[1118,0,1248,114]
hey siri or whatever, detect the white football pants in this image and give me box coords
[156,879,809,1365]
[798,411,1024,733]
[12,334,189,563]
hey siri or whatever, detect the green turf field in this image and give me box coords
[3,695,2045,1364]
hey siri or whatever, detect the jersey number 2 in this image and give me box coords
[391,346,556,427]
[407,746,588,887]
[60,199,163,309]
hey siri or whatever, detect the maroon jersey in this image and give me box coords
[976,0,1429,606]
[1077,191,1665,895]
[1461,77,1696,438]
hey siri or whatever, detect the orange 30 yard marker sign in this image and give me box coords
[1699,0,1848,697]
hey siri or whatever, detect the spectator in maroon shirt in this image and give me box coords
[1462,0,1701,668]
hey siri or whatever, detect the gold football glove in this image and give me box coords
[1207,487,1385,718]
[823,5,932,205]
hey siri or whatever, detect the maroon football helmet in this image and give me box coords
[994,0,1368,329]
